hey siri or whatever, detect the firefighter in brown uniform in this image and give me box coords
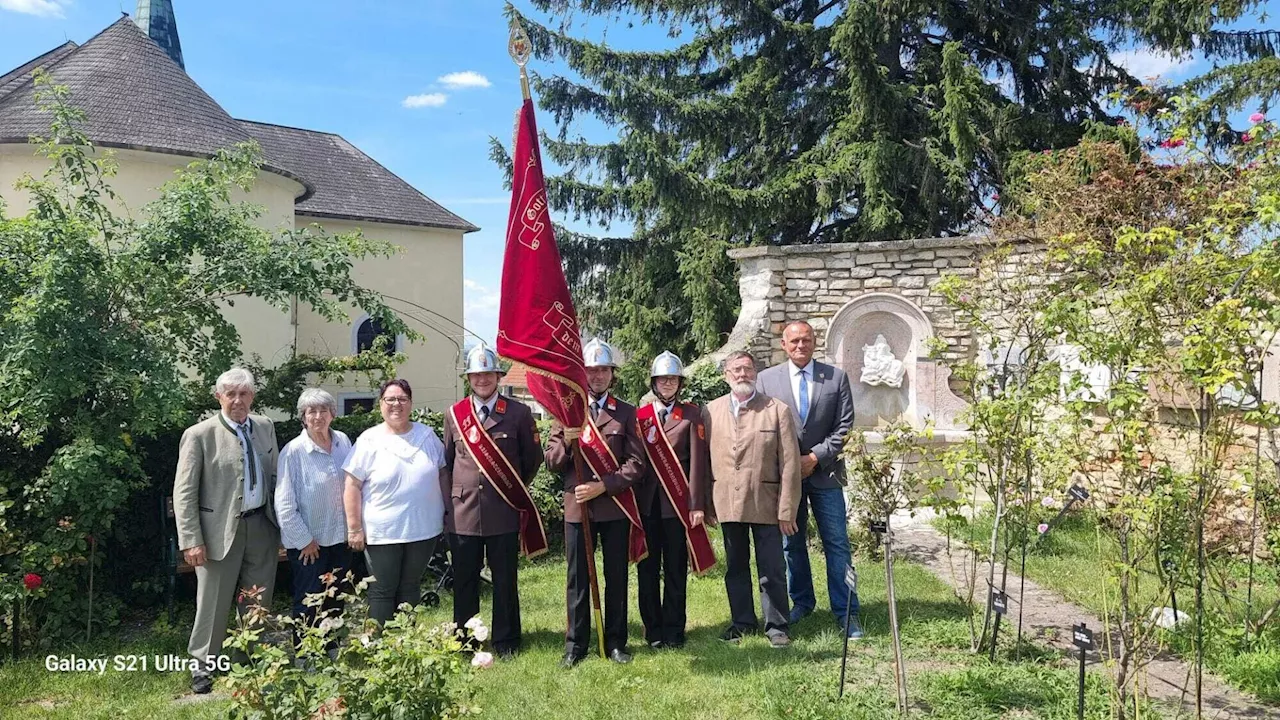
[440,345,543,658]
[636,351,710,649]
[545,338,647,667]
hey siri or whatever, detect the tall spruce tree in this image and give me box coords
[493,1,1272,396]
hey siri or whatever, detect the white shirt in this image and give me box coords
[651,399,670,422]
[589,393,610,417]
[343,422,446,544]
[472,393,498,418]
[222,412,265,511]
[788,360,815,415]
[730,391,756,418]
[275,429,352,549]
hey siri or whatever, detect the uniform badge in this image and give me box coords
[467,425,480,444]
[671,405,683,422]
[646,425,658,444]
[582,424,594,443]
[606,397,617,411]
[495,398,507,414]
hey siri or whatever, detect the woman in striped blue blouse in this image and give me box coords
[274,388,353,648]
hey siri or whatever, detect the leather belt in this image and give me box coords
[238,505,265,519]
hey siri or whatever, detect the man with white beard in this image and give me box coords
[695,350,801,647]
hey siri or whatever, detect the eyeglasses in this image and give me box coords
[381,397,411,406]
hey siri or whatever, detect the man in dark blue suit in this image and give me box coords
[756,320,862,638]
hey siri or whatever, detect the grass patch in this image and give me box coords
[935,511,1280,703]
[2,526,1187,718]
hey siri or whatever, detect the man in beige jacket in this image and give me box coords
[174,367,279,694]
[696,350,801,647]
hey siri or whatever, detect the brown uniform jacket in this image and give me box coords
[440,395,544,537]
[697,393,802,525]
[636,401,710,519]
[545,393,647,523]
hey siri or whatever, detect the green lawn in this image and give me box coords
[935,512,1280,703]
[3,527,1179,719]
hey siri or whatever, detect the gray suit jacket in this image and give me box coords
[173,412,279,562]
[757,360,854,488]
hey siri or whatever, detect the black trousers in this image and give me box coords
[637,513,688,646]
[722,521,790,639]
[449,532,521,652]
[286,543,352,649]
[565,518,629,655]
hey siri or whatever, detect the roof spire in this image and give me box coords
[134,0,184,69]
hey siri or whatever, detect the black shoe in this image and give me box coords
[608,648,632,664]
[664,640,685,650]
[648,639,664,650]
[560,652,586,669]
[719,626,747,643]
[191,672,213,694]
[496,646,519,660]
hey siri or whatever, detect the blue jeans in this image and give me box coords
[783,484,859,621]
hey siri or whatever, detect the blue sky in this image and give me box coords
[0,0,1276,346]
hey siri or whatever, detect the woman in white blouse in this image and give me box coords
[275,388,353,642]
[343,378,447,624]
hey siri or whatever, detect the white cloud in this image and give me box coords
[464,279,500,345]
[438,71,492,89]
[0,0,67,17]
[402,92,448,109]
[1110,48,1195,80]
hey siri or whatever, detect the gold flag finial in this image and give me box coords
[509,20,533,100]
[508,21,532,68]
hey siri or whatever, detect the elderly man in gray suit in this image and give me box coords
[756,320,862,638]
[174,367,280,694]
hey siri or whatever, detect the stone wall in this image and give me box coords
[718,236,991,368]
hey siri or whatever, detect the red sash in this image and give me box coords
[450,399,548,559]
[579,416,648,564]
[635,403,717,575]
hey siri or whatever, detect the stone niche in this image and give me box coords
[827,292,967,431]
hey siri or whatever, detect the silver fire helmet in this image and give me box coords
[649,351,685,379]
[583,338,620,369]
[462,344,505,376]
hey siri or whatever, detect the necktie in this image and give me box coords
[797,369,810,426]
[659,407,669,425]
[479,405,490,421]
[239,423,258,491]
[591,400,601,420]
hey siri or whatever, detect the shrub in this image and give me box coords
[225,578,483,719]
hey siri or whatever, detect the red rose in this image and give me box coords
[23,573,42,591]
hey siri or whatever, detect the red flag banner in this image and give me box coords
[496,98,589,430]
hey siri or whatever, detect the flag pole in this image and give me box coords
[572,443,609,659]
[508,20,607,661]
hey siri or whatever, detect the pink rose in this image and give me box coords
[1250,112,1265,124]
[991,193,1000,201]
[1243,132,1253,143]
[471,651,494,668]
[1037,523,1049,535]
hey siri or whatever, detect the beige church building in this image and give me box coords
[0,7,476,415]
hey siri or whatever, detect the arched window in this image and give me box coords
[355,317,396,356]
